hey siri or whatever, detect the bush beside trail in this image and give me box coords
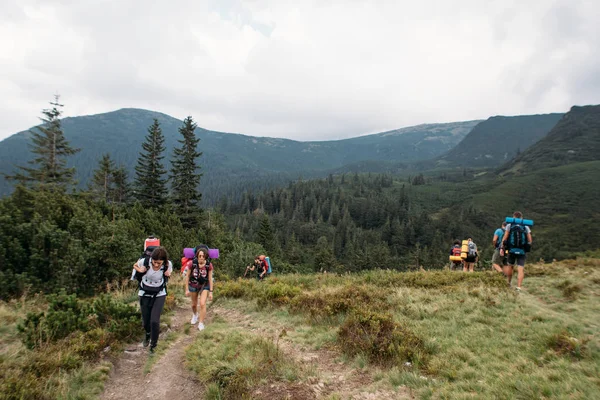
[1,287,143,399]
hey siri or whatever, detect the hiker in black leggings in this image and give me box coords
[133,246,172,353]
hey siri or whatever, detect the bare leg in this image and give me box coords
[191,291,199,315]
[198,290,209,323]
[503,265,513,286]
[517,266,525,288]
[492,263,503,273]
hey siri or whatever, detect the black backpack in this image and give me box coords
[134,246,169,293]
[188,258,211,289]
[506,224,530,254]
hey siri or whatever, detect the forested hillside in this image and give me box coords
[222,160,600,270]
[435,113,563,168]
[0,108,480,204]
[500,105,600,175]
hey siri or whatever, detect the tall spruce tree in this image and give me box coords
[7,96,79,191]
[111,166,130,205]
[89,153,115,202]
[258,214,277,254]
[134,119,168,208]
[170,116,203,228]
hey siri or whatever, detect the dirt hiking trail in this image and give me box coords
[100,302,201,400]
[100,299,411,399]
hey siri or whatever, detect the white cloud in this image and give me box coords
[0,0,599,142]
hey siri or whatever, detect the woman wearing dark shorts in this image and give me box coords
[184,248,214,331]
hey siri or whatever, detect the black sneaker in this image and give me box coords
[149,345,156,354]
[143,333,151,347]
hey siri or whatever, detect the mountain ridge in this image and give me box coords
[0,108,480,202]
[498,105,600,175]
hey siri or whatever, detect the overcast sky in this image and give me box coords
[1,0,599,142]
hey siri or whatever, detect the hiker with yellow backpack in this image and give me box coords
[462,237,479,272]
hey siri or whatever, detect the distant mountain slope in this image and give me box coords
[0,108,479,203]
[435,113,563,168]
[472,161,600,259]
[499,105,600,175]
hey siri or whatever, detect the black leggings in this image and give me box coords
[139,295,166,347]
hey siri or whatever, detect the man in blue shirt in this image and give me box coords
[491,222,507,274]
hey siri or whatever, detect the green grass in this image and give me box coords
[184,320,307,399]
[212,260,600,399]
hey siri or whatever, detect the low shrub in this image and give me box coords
[18,291,139,349]
[18,291,91,349]
[337,309,427,366]
[555,280,582,300]
[218,279,254,299]
[290,284,391,320]
[91,294,139,340]
[256,281,302,308]
[547,330,588,360]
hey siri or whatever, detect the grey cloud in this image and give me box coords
[1,0,599,142]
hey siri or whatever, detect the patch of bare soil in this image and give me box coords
[213,305,412,399]
[100,302,202,400]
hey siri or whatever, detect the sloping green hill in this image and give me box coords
[0,108,479,203]
[472,161,600,259]
[500,105,600,175]
[436,113,563,168]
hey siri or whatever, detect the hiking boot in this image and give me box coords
[149,345,156,354]
[143,332,151,347]
[190,313,199,324]
[198,322,205,331]
[515,287,522,292]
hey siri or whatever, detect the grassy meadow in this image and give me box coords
[0,258,598,399]
[194,259,600,399]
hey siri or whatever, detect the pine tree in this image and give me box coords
[111,166,130,205]
[258,214,276,254]
[7,96,79,191]
[170,116,202,228]
[134,119,168,208]
[89,153,115,202]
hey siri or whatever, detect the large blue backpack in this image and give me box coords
[507,224,529,255]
